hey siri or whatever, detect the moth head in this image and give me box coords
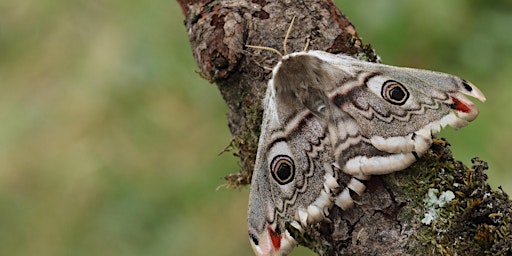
[248,140,298,256]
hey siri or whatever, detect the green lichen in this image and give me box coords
[421,188,455,225]
[390,139,512,255]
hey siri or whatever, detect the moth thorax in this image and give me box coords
[274,54,332,110]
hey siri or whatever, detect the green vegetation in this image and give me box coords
[0,1,510,255]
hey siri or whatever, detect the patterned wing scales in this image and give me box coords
[309,50,486,176]
[247,50,485,256]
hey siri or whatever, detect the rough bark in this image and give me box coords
[178,1,512,255]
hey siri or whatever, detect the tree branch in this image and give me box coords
[179,1,512,255]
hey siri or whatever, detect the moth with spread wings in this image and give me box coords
[247,50,485,256]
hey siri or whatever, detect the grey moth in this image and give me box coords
[246,21,485,256]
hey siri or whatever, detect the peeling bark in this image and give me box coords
[178,1,512,255]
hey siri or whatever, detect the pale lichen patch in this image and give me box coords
[421,188,455,225]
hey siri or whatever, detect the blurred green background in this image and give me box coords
[0,1,510,255]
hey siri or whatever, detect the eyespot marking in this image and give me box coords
[270,155,295,185]
[381,80,409,105]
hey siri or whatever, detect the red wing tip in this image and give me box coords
[268,226,282,250]
[450,96,472,113]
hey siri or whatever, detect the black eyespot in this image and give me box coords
[462,80,473,92]
[270,155,295,185]
[249,232,259,246]
[381,80,409,105]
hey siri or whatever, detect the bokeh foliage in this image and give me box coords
[0,1,509,255]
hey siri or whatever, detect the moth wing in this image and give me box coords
[343,64,484,150]
[307,51,485,176]
[248,53,344,255]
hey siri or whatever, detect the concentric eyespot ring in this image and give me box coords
[270,155,295,185]
[381,80,409,105]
